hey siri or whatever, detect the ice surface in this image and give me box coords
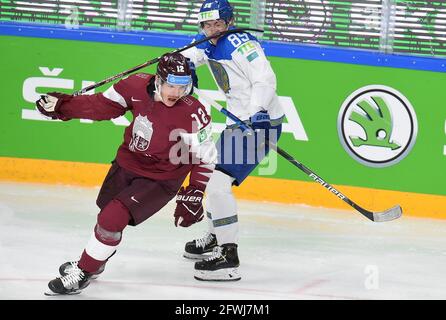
[0,181,445,300]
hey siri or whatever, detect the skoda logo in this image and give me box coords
[337,85,418,167]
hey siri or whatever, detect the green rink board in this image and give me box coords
[1,35,445,196]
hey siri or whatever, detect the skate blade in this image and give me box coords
[44,290,81,296]
[183,252,212,260]
[194,276,241,282]
[194,268,241,281]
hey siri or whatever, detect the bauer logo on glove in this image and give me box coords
[250,110,271,130]
[174,185,205,227]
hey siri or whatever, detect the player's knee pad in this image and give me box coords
[97,199,131,232]
[94,223,122,244]
[95,199,130,245]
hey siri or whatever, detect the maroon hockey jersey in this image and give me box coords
[54,73,214,189]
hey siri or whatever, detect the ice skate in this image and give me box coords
[59,260,105,280]
[183,232,217,260]
[45,265,92,296]
[194,243,241,281]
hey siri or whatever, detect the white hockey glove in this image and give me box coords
[36,94,59,112]
[36,92,69,119]
[195,140,218,164]
[180,124,217,164]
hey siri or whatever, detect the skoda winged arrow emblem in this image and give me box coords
[338,85,418,167]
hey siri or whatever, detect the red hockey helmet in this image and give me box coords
[155,53,193,103]
[157,53,192,85]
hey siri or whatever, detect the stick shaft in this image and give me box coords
[73,28,263,96]
[194,88,394,222]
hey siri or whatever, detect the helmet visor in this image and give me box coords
[167,74,192,86]
[158,73,192,98]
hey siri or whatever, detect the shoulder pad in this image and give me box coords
[218,32,259,56]
[235,40,261,62]
[194,33,211,50]
[135,73,150,79]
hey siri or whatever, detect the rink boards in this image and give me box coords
[1,22,446,219]
[1,156,445,220]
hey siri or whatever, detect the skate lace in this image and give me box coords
[60,267,85,288]
[195,232,213,248]
[205,246,223,262]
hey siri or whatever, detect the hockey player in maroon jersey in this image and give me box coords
[36,53,217,295]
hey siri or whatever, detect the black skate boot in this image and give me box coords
[59,261,105,280]
[194,243,241,281]
[183,232,217,260]
[45,265,92,296]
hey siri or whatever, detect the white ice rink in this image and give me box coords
[0,181,445,300]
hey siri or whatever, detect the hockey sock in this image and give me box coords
[79,199,131,273]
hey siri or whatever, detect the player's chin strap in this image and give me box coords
[193,88,403,223]
[154,77,164,103]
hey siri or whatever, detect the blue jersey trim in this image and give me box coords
[210,27,258,61]
[188,28,258,61]
[263,40,446,73]
[1,21,446,73]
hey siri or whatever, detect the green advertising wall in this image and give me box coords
[1,34,446,201]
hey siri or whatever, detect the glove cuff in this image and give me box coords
[187,184,206,193]
[49,92,72,118]
[37,92,72,120]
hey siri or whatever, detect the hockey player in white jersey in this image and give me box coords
[181,0,285,281]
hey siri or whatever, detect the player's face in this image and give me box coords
[160,82,187,107]
[202,19,229,44]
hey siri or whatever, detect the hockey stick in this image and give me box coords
[73,28,263,96]
[194,88,403,223]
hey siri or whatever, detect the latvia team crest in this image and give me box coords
[129,114,153,152]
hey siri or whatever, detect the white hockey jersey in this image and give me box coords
[182,28,285,125]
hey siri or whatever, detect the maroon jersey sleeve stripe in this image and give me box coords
[189,163,215,190]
